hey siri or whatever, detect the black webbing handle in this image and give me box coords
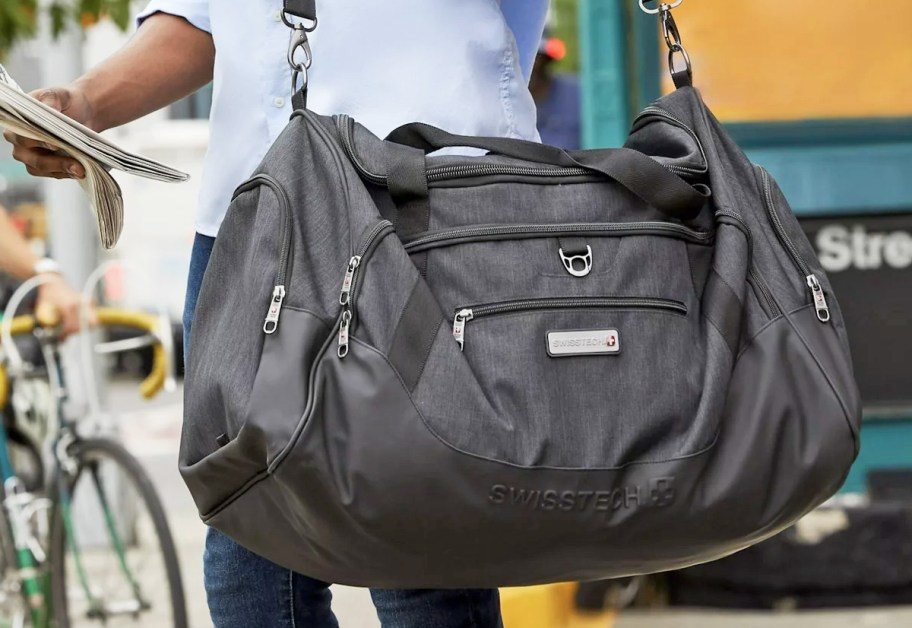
[283,0,316,20]
[385,123,708,221]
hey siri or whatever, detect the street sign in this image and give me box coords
[801,213,912,411]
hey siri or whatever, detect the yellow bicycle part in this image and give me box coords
[0,308,169,409]
[95,308,169,400]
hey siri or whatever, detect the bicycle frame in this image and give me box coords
[0,277,169,626]
[0,414,49,628]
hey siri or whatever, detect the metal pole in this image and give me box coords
[578,0,631,149]
[38,11,104,418]
[37,11,120,546]
[39,23,98,296]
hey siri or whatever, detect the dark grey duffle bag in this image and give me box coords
[181,82,861,587]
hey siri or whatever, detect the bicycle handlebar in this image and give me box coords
[96,309,170,400]
[0,308,170,409]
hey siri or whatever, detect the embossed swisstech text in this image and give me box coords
[488,478,676,513]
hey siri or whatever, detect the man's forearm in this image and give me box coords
[0,207,41,280]
[72,13,215,132]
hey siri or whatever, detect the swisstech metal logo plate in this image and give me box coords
[546,329,621,357]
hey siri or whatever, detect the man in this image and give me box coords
[4,2,549,626]
[0,205,84,334]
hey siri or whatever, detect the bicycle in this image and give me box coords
[0,300,187,627]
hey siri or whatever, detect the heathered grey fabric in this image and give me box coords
[181,87,861,587]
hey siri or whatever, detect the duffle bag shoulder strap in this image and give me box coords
[283,0,316,20]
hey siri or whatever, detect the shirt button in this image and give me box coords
[273,10,283,22]
[273,97,286,108]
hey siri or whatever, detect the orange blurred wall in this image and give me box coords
[661,1,912,121]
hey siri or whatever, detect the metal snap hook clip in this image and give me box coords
[638,0,684,15]
[286,17,316,97]
[287,26,313,72]
[559,246,593,278]
[639,1,693,85]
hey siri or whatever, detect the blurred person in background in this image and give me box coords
[3,1,549,626]
[0,204,84,335]
[531,34,583,150]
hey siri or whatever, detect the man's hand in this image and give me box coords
[2,86,92,180]
[35,274,95,337]
[3,13,214,180]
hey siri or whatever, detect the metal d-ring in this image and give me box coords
[638,0,684,15]
[291,68,308,96]
[559,246,593,278]
[281,11,317,31]
[668,44,692,79]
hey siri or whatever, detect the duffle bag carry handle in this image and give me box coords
[385,122,709,222]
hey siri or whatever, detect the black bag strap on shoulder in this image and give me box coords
[385,122,709,221]
[283,0,316,20]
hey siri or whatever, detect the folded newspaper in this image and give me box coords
[0,65,189,249]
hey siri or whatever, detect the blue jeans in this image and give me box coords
[184,234,502,628]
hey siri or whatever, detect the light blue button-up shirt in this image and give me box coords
[139,1,549,236]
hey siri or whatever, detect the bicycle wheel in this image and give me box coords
[49,438,187,628]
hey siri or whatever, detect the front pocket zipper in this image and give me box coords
[402,221,713,253]
[426,163,591,181]
[748,267,779,317]
[233,175,294,335]
[758,167,830,323]
[336,220,396,358]
[452,297,687,351]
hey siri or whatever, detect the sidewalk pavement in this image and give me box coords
[615,608,912,627]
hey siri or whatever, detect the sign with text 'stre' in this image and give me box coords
[801,213,912,411]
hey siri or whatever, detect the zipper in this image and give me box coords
[233,175,294,335]
[451,297,687,351]
[338,116,386,186]
[758,167,830,323]
[713,209,782,318]
[426,164,590,181]
[402,221,713,253]
[631,107,708,178]
[748,267,778,316]
[337,220,395,358]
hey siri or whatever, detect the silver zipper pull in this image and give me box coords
[452,309,474,351]
[337,310,352,358]
[339,256,361,305]
[263,285,286,334]
[806,274,831,323]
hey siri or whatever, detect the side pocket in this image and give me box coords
[181,308,331,519]
[181,424,270,518]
